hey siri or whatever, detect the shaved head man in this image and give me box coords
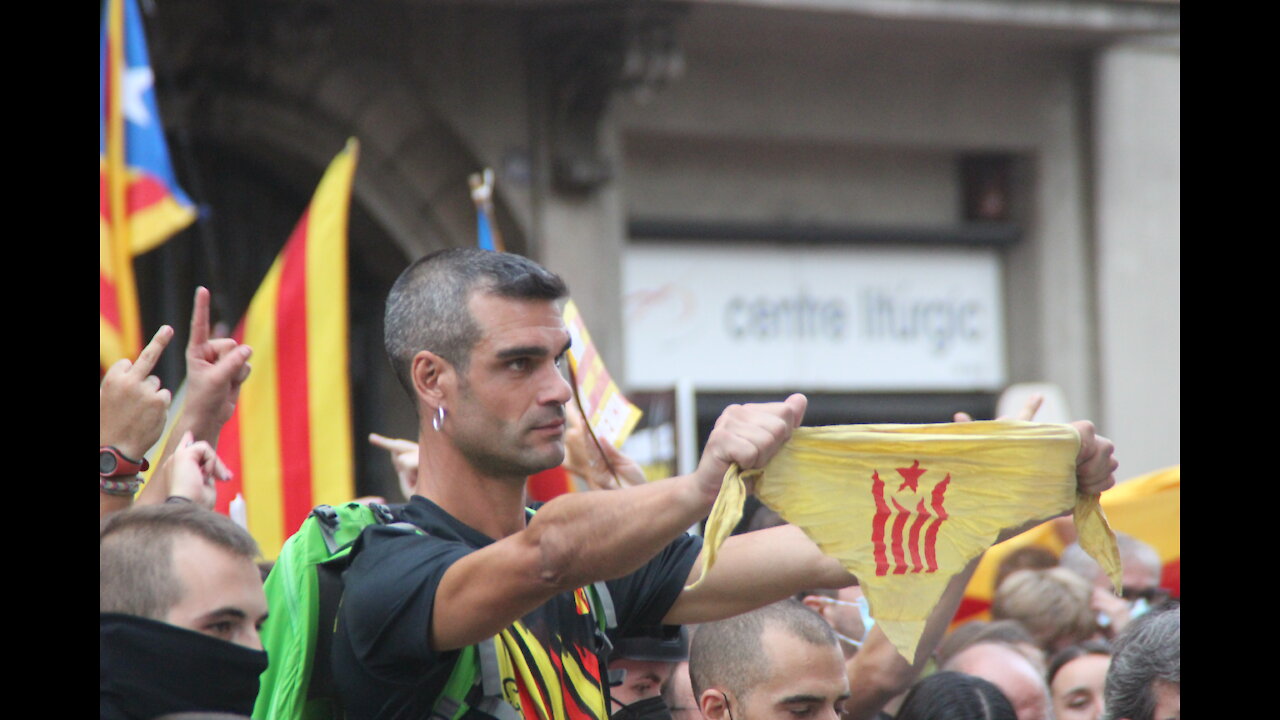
[689,600,850,720]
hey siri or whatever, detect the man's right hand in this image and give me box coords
[100,324,174,460]
[692,393,808,503]
[183,286,253,438]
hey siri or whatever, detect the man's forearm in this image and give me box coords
[528,472,715,591]
[662,523,856,626]
[430,471,718,651]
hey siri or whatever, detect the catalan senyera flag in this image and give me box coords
[216,140,360,560]
[691,420,1122,663]
[957,464,1181,623]
[100,0,196,369]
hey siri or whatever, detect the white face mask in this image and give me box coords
[812,595,877,647]
[1129,596,1152,620]
[1097,594,1157,628]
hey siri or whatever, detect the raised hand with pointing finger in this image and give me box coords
[182,286,253,439]
[100,325,178,518]
[100,324,175,462]
[136,287,254,508]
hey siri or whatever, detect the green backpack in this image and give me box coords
[253,502,618,720]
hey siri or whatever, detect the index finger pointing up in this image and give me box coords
[130,325,174,377]
[188,286,211,351]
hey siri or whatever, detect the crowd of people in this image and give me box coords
[100,249,1178,720]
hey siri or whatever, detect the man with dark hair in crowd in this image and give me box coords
[101,502,269,719]
[1102,604,1179,720]
[331,248,1118,720]
[689,600,849,720]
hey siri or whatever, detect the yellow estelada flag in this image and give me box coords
[692,420,1122,662]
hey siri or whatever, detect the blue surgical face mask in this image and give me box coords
[1129,596,1152,620]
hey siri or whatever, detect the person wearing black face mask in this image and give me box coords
[609,628,690,720]
[101,503,270,719]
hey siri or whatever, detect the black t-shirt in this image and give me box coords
[331,496,702,720]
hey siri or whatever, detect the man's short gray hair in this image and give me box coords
[383,248,568,400]
[1102,604,1179,720]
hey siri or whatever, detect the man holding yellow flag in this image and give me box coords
[331,248,1118,720]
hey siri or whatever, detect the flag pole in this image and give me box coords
[106,0,141,357]
[469,168,505,253]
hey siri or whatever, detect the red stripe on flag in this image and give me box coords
[890,498,910,575]
[924,474,951,573]
[907,499,930,573]
[871,470,890,576]
[953,596,991,625]
[585,371,610,415]
[216,411,245,516]
[219,318,250,515]
[100,271,121,328]
[276,213,315,536]
[100,174,112,219]
[127,173,177,213]
[1161,558,1179,599]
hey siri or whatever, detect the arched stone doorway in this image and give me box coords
[133,0,528,500]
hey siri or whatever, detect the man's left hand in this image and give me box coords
[1070,420,1117,496]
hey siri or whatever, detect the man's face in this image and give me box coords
[163,533,269,650]
[447,293,574,479]
[730,628,850,720]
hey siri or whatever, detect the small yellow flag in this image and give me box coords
[691,420,1121,662]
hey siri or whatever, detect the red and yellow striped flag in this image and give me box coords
[216,139,359,559]
[100,0,197,370]
[563,299,642,449]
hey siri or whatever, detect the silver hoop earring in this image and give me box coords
[433,406,446,432]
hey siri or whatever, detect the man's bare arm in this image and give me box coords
[429,395,808,652]
[661,524,854,626]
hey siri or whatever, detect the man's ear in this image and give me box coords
[800,594,827,619]
[698,689,730,720]
[412,350,450,407]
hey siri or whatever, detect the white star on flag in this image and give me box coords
[122,65,154,127]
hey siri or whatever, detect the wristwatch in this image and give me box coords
[100,446,150,477]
